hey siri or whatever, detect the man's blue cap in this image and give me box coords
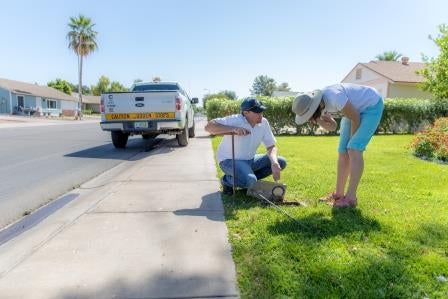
[240,97,267,113]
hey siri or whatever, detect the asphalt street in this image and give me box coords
[0,121,163,228]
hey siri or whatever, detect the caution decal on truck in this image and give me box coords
[105,112,175,120]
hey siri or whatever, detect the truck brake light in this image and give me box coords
[100,98,105,113]
[175,97,181,111]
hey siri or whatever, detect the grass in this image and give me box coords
[211,135,448,298]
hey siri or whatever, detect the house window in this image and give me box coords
[47,100,57,109]
[17,95,24,107]
[355,69,362,80]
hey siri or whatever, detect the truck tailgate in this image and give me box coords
[103,92,177,121]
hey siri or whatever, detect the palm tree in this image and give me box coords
[375,50,402,61]
[67,15,98,119]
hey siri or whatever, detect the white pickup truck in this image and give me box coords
[100,81,198,148]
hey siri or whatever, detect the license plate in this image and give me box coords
[105,112,175,121]
[134,121,148,129]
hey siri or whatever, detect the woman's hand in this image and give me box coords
[316,113,337,131]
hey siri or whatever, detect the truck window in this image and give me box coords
[131,84,180,92]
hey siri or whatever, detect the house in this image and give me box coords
[341,57,432,99]
[272,91,300,97]
[72,93,100,113]
[0,78,78,116]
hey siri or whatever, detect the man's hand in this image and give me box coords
[271,162,281,181]
[232,127,250,136]
[205,120,250,136]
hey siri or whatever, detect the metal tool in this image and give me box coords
[254,191,302,223]
[231,134,236,199]
[247,180,287,202]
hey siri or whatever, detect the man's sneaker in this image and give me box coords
[222,183,234,196]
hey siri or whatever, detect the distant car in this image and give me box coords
[100,81,198,148]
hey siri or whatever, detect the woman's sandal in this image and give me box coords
[319,192,343,205]
[333,196,357,208]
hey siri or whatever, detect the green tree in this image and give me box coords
[418,24,448,99]
[133,79,143,83]
[47,78,72,95]
[91,76,110,96]
[375,50,402,61]
[109,81,128,92]
[68,82,89,94]
[219,90,237,100]
[276,82,291,92]
[251,75,276,96]
[67,14,98,119]
[78,85,91,95]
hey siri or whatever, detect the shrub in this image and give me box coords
[435,145,448,161]
[412,136,435,158]
[379,98,448,133]
[206,97,448,136]
[410,117,448,161]
[205,98,240,120]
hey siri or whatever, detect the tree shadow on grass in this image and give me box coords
[267,208,381,240]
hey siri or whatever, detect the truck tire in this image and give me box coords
[177,120,189,147]
[188,119,196,138]
[111,131,129,149]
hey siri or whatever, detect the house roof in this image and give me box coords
[72,92,100,104]
[350,61,426,83]
[0,78,76,102]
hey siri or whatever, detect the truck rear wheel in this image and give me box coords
[111,131,129,148]
[188,119,196,138]
[177,121,189,147]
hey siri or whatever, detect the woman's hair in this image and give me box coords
[311,100,324,121]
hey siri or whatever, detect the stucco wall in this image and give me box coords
[61,100,77,110]
[0,86,10,113]
[343,66,380,83]
[389,84,433,99]
[12,93,37,108]
[342,66,389,97]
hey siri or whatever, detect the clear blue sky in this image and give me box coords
[1,0,447,104]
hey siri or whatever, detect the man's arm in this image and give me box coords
[205,120,250,136]
[266,145,281,181]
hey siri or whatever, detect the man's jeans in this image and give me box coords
[219,154,287,188]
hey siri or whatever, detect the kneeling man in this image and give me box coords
[205,98,287,195]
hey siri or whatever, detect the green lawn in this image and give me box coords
[211,135,448,298]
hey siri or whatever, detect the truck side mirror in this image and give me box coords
[191,97,199,104]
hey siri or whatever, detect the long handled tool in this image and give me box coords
[231,134,236,199]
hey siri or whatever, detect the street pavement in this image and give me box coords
[0,117,239,298]
[0,115,159,229]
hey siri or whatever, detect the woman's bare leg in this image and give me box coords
[336,152,350,197]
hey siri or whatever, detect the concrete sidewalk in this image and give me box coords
[0,119,239,298]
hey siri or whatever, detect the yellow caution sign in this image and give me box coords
[105,112,175,121]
